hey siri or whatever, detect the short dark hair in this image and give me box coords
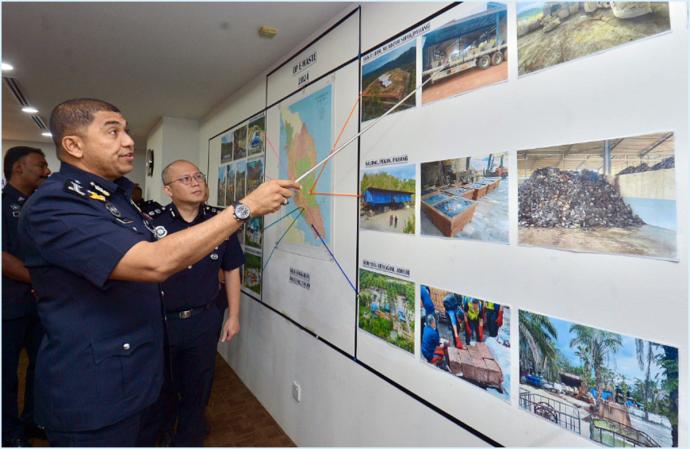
[49,98,120,151]
[4,146,45,180]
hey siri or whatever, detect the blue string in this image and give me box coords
[262,209,304,271]
[263,206,303,231]
[310,224,358,295]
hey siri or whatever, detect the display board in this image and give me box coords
[208,112,266,299]
[356,1,686,447]
[206,2,687,446]
[260,10,361,355]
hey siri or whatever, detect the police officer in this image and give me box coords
[2,147,50,446]
[149,160,243,446]
[17,98,299,446]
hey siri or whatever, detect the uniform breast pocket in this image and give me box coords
[90,325,160,400]
[110,217,147,235]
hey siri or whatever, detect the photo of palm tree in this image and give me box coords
[519,310,678,447]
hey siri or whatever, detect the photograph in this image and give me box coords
[220,132,233,163]
[217,165,226,206]
[247,115,266,156]
[359,164,416,235]
[235,160,247,202]
[421,2,507,104]
[421,152,508,243]
[225,163,236,206]
[518,132,677,260]
[519,310,679,447]
[242,250,262,296]
[246,158,264,194]
[361,39,416,122]
[244,216,263,250]
[420,285,510,401]
[233,125,247,160]
[358,269,415,354]
[517,2,670,76]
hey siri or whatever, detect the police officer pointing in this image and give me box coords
[150,160,244,446]
[17,98,299,446]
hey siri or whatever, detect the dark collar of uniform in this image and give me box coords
[165,202,208,225]
[60,162,135,199]
[2,183,28,203]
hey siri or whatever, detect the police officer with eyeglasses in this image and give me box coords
[148,160,244,446]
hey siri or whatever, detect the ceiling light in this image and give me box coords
[1,62,13,72]
[21,106,38,114]
[41,132,52,137]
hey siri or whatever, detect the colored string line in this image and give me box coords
[263,206,303,231]
[310,224,358,295]
[308,93,362,195]
[294,62,451,184]
[265,134,280,160]
[262,208,304,271]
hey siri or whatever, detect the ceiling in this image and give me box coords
[2,2,352,147]
[517,132,675,175]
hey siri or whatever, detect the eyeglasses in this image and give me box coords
[166,172,206,186]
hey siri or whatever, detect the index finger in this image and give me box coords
[275,179,302,190]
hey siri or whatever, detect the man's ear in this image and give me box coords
[163,184,174,200]
[61,135,84,159]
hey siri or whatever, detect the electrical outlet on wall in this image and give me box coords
[291,381,301,403]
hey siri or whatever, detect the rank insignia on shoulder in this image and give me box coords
[9,203,21,211]
[154,225,168,239]
[104,202,122,218]
[89,182,111,197]
[88,191,107,202]
[64,179,86,197]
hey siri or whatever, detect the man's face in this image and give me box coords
[18,153,51,189]
[164,161,206,205]
[79,111,135,180]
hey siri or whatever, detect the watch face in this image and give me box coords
[235,203,250,220]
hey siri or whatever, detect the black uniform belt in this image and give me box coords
[165,303,213,320]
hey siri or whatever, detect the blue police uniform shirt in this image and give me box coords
[421,325,440,362]
[2,184,35,319]
[149,203,244,312]
[17,162,164,432]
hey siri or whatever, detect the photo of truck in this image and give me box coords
[422,3,508,104]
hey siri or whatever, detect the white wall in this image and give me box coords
[200,3,495,446]
[176,1,687,446]
[145,117,200,204]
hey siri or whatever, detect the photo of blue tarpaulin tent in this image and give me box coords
[363,187,414,210]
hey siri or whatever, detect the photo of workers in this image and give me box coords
[420,285,510,401]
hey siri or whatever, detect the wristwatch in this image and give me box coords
[232,201,251,222]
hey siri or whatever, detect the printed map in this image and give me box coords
[279,84,333,248]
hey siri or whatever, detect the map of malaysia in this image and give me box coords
[279,83,333,247]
